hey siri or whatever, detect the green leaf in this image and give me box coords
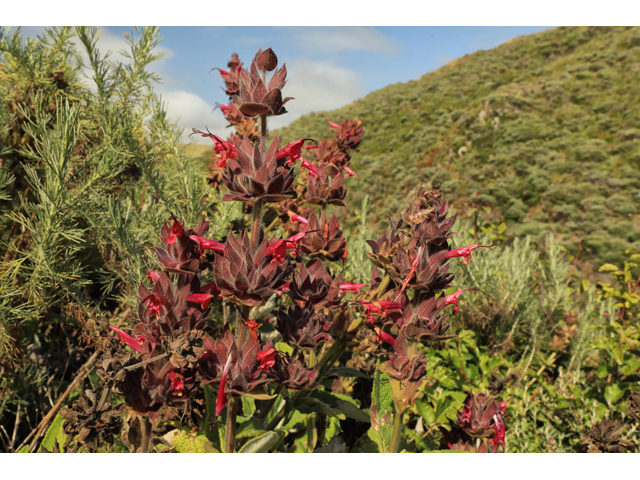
[604,384,625,407]
[325,367,370,379]
[599,263,620,273]
[372,364,394,414]
[172,428,210,453]
[310,390,370,422]
[18,445,29,453]
[237,431,280,453]
[497,222,507,234]
[241,389,276,401]
[611,347,624,366]
[40,412,67,452]
[235,417,266,439]
[275,342,293,355]
[299,397,346,420]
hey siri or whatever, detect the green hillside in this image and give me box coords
[277,26,640,273]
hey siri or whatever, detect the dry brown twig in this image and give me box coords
[16,351,99,453]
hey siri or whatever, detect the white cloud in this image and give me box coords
[267,59,364,131]
[290,27,398,54]
[157,89,226,144]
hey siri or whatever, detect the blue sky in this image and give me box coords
[19,26,552,143]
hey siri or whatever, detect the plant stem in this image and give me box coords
[257,383,284,423]
[251,198,264,252]
[306,413,315,452]
[260,113,268,141]
[225,397,238,453]
[389,409,405,453]
[315,413,326,450]
[265,341,344,431]
[140,416,152,453]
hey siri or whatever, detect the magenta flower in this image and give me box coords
[189,235,225,253]
[339,282,366,294]
[445,244,493,265]
[444,288,478,313]
[328,122,340,131]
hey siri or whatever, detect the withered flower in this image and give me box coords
[276,303,333,351]
[236,49,293,117]
[221,135,296,203]
[582,419,635,453]
[627,391,640,423]
[61,389,122,448]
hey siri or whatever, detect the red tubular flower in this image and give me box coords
[444,288,478,313]
[289,212,309,229]
[328,122,340,131]
[169,371,185,394]
[146,270,160,284]
[343,166,358,178]
[187,293,215,309]
[108,324,144,353]
[189,235,225,253]
[359,300,403,324]
[277,139,318,176]
[256,348,277,373]
[216,355,233,417]
[144,293,168,317]
[165,219,184,245]
[339,282,366,294]
[445,244,493,265]
[191,129,238,168]
[266,231,312,265]
[375,327,396,346]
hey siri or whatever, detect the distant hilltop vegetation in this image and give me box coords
[277,26,640,272]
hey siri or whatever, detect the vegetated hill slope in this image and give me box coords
[277,26,640,272]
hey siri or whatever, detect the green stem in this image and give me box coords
[315,413,327,450]
[257,383,284,423]
[306,414,315,452]
[389,409,405,453]
[225,397,238,453]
